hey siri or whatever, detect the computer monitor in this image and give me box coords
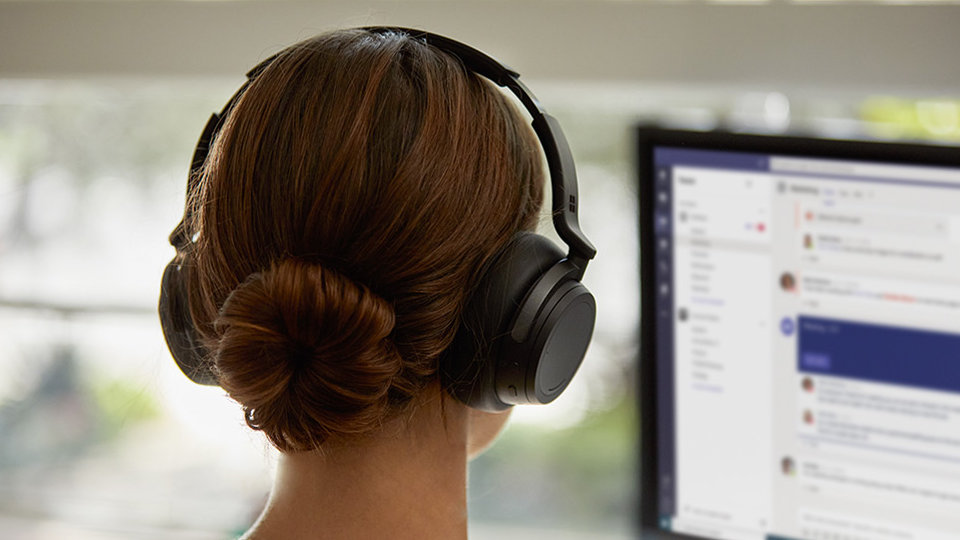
[637,128,960,540]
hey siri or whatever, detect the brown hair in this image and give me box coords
[184,29,543,452]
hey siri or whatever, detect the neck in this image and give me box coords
[243,387,469,540]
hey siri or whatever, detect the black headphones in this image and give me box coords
[158,27,597,413]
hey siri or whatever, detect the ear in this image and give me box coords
[467,407,512,460]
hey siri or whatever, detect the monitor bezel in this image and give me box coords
[636,126,960,540]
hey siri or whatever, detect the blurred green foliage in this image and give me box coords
[90,378,160,439]
[861,96,960,142]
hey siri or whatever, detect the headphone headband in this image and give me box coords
[370,27,596,265]
[173,27,596,268]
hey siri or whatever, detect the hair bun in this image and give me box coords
[213,259,401,451]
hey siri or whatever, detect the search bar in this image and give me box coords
[770,157,960,186]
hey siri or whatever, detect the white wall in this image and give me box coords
[1,1,959,93]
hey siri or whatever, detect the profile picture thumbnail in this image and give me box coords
[781,456,795,477]
[780,272,796,292]
[802,377,815,393]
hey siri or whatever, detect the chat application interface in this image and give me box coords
[653,146,960,540]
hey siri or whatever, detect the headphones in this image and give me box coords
[159,27,597,413]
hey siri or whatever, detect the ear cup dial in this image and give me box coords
[495,270,596,406]
[527,281,595,404]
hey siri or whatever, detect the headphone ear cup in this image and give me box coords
[443,232,568,411]
[159,258,217,385]
[499,276,595,406]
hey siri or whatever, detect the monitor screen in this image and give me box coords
[637,128,960,540]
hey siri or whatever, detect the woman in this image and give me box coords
[159,27,595,539]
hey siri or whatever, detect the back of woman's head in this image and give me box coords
[185,29,544,452]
